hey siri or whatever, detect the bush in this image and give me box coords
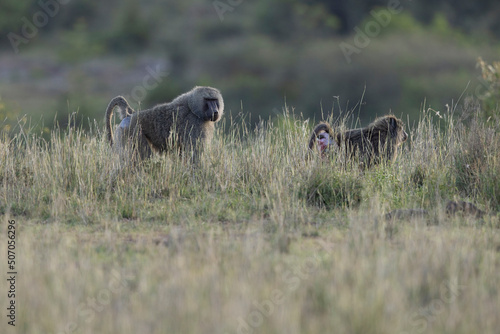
[300,163,363,210]
[105,1,151,52]
[445,98,500,209]
[477,57,500,123]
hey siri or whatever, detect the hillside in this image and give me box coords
[0,0,499,132]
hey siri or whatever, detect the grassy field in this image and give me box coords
[1,100,500,334]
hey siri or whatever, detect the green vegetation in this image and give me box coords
[2,1,500,332]
[1,99,499,333]
[1,0,499,133]
[477,57,500,123]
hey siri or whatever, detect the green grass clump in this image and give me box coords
[300,162,363,210]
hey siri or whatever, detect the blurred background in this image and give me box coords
[0,0,499,135]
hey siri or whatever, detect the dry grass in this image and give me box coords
[1,102,499,334]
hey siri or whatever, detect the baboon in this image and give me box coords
[105,86,224,162]
[308,122,336,157]
[309,115,407,167]
[337,115,408,167]
[446,200,485,219]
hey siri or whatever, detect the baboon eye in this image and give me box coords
[205,99,219,111]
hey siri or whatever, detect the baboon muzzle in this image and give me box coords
[207,99,219,122]
[402,131,408,142]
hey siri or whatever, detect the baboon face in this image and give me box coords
[388,116,408,145]
[317,131,333,153]
[204,98,221,122]
[189,87,224,122]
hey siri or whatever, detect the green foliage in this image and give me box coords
[254,0,298,39]
[105,1,151,52]
[57,0,98,30]
[477,57,500,122]
[300,163,363,210]
[0,0,31,37]
[295,3,340,33]
[430,12,453,36]
[314,0,500,39]
[427,12,467,43]
[6,0,500,132]
[254,0,340,39]
[450,107,500,209]
[58,20,104,63]
[0,97,18,135]
[385,11,424,33]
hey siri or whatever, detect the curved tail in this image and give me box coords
[105,96,134,146]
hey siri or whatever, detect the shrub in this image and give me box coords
[450,99,500,209]
[300,162,363,210]
[477,57,500,123]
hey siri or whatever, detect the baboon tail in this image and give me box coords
[105,96,134,146]
[308,122,332,151]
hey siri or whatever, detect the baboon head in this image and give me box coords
[378,115,408,146]
[188,86,224,122]
[317,131,334,153]
[309,122,336,157]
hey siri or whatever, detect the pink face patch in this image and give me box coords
[317,132,331,152]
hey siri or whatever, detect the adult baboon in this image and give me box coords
[105,86,224,162]
[337,115,408,167]
[308,122,336,157]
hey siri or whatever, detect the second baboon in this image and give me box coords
[105,86,224,162]
[446,200,485,218]
[308,122,336,158]
[309,115,407,167]
[337,115,408,167]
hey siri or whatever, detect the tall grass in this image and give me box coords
[0,101,499,334]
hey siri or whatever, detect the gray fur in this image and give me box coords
[105,96,135,146]
[105,86,224,163]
